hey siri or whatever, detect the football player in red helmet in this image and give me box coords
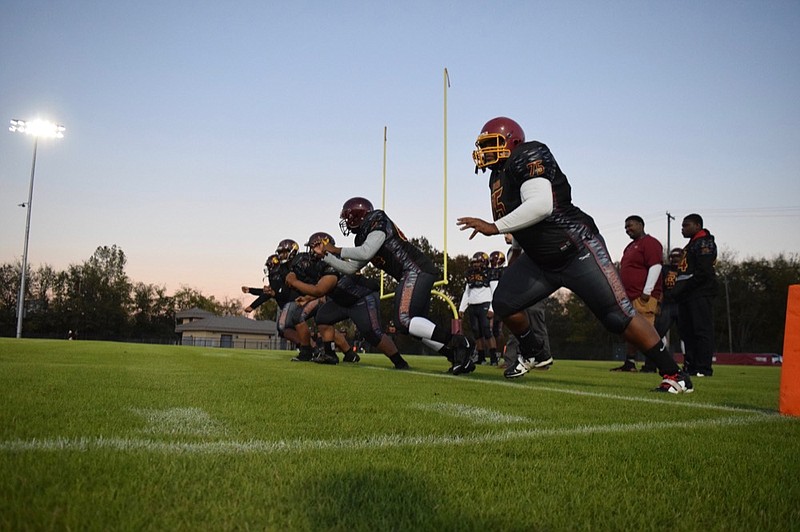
[339,197,374,236]
[321,197,474,374]
[276,239,299,264]
[457,117,693,393]
[283,236,355,363]
[458,252,499,365]
[290,231,411,369]
[241,251,306,349]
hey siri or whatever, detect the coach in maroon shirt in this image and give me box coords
[611,215,664,372]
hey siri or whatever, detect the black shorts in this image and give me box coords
[316,292,384,346]
[467,302,493,340]
[283,297,325,330]
[493,234,634,334]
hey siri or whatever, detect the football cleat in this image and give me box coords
[452,358,476,376]
[610,361,638,372]
[314,352,340,365]
[652,372,694,394]
[448,335,475,375]
[503,353,554,379]
[343,351,361,363]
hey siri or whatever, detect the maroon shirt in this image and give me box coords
[620,234,663,300]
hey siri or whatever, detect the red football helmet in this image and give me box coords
[305,231,335,255]
[489,251,506,268]
[471,251,489,269]
[339,197,374,236]
[472,117,526,172]
[275,239,299,264]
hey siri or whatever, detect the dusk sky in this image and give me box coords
[2,1,798,304]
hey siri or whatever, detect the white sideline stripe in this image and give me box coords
[0,415,789,455]
[376,367,775,416]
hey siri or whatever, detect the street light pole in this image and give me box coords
[9,118,65,338]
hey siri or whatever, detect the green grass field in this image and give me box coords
[1,338,798,531]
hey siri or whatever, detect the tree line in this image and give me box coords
[1,243,798,356]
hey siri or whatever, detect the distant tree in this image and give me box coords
[172,286,223,314]
[76,245,132,339]
[715,253,800,353]
[0,263,20,337]
[130,282,175,339]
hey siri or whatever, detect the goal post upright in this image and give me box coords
[378,68,458,320]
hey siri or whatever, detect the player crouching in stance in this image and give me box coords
[321,197,474,375]
[457,117,693,393]
[280,238,355,364]
[290,231,410,369]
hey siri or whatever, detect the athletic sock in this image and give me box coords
[644,339,680,375]
[324,341,336,356]
[517,328,543,357]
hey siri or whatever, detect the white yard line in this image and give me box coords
[0,414,789,455]
[377,367,776,416]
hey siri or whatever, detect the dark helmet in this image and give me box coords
[339,197,374,236]
[305,231,335,255]
[472,117,526,172]
[489,250,506,268]
[263,253,280,276]
[471,251,489,268]
[275,239,299,264]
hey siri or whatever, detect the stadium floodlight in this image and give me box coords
[9,118,65,338]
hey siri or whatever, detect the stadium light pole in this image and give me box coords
[9,118,65,338]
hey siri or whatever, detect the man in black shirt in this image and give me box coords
[672,214,718,377]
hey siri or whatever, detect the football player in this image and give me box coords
[458,252,498,365]
[320,197,474,375]
[241,251,305,349]
[457,117,693,393]
[291,231,410,370]
[282,240,356,363]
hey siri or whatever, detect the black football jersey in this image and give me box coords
[487,266,504,283]
[268,262,299,307]
[465,265,491,289]
[354,210,437,279]
[489,141,598,269]
[289,252,339,285]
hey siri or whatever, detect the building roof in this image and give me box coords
[176,307,217,320]
[175,309,277,335]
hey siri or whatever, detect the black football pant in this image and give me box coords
[677,296,715,375]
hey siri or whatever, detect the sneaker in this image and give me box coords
[343,352,361,363]
[314,352,340,365]
[503,353,554,379]
[640,366,658,374]
[448,335,475,375]
[452,357,476,376]
[652,372,694,394]
[291,351,313,362]
[393,362,410,370]
[610,361,637,372]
